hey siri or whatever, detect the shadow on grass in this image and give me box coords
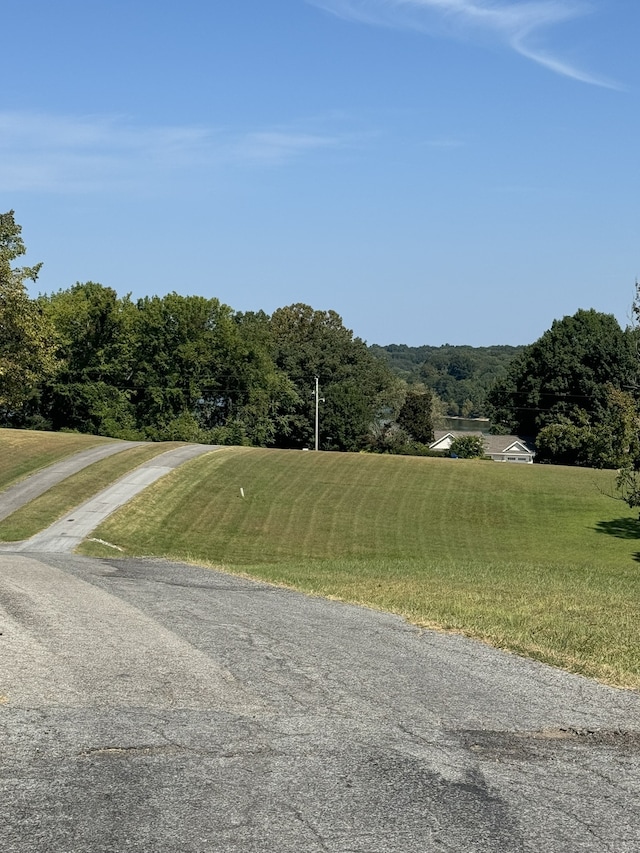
[593,518,640,562]
[594,518,640,540]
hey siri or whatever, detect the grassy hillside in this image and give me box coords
[83,447,640,689]
[0,428,114,491]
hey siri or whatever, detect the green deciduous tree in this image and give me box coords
[614,284,640,512]
[488,308,636,466]
[449,434,485,459]
[536,386,638,468]
[0,211,58,416]
[269,304,397,451]
[396,389,434,444]
[131,293,244,439]
[130,295,297,445]
[38,282,138,436]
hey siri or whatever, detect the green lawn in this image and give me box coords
[81,447,640,689]
[0,428,113,491]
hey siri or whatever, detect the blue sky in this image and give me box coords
[3,0,638,346]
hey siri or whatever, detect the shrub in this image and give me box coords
[449,435,485,459]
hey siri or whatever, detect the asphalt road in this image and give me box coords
[2,551,639,852]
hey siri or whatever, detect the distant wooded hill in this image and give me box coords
[369,343,525,418]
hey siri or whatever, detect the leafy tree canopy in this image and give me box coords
[396,389,434,444]
[5,210,637,466]
[370,343,523,418]
[449,434,485,459]
[269,304,398,450]
[0,212,57,413]
[488,309,635,438]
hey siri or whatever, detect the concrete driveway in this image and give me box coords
[1,551,639,852]
[0,441,143,523]
[1,443,215,553]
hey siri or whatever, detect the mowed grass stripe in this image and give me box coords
[0,428,114,491]
[0,442,186,542]
[82,447,640,687]
[86,448,631,566]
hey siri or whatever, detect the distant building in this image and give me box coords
[430,431,535,463]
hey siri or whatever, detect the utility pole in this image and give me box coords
[313,376,324,451]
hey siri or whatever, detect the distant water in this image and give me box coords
[441,417,492,433]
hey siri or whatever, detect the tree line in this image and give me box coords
[374,307,640,472]
[369,343,524,418]
[1,211,436,453]
[3,210,639,479]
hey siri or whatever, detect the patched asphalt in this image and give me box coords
[0,443,639,852]
[1,552,639,852]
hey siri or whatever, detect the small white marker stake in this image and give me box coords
[240,487,245,499]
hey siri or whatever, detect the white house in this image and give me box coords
[429,431,535,463]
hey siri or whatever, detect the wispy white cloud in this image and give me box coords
[308,0,620,88]
[235,130,346,164]
[0,112,353,193]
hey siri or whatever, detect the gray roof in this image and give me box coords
[431,431,535,455]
